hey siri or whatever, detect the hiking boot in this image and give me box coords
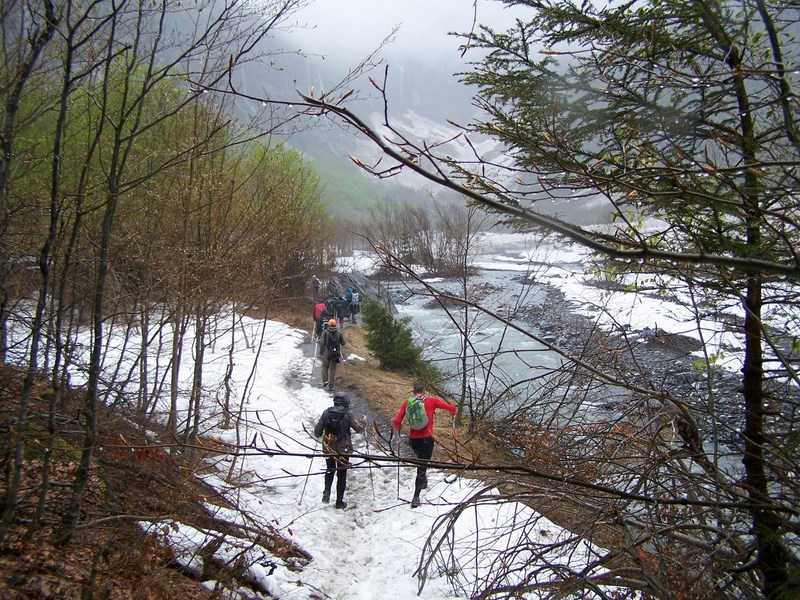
[322,491,330,504]
[321,382,328,389]
[410,496,421,508]
[334,500,347,509]
[328,386,335,392]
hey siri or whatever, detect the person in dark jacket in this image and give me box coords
[348,291,361,324]
[336,295,350,327]
[318,320,346,391]
[313,392,364,509]
[393,382,456,508]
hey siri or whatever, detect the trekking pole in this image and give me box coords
[310,330,319,379]
[363,415,375,500]
[451,414,458,461]
[300,438,318,504]
[396,432,401,500]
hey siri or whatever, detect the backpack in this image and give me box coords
[325,406,346,436]
[327,331,342,363]
[350,292,361,314]
[324,297,338,315]
[406,395,429,430]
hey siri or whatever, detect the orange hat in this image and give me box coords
[328,319,337,327]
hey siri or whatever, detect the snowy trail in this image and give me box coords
[270,333,469,599]
[176,319,467,598]
[104,280,612,600]
[127,312,611,599]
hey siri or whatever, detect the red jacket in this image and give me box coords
[393,395,456,439]
[313,302,326,319]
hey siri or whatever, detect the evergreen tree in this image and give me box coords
[458,2,799,596]
[361,300,422,371]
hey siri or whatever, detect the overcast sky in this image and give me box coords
[286,0,520,64]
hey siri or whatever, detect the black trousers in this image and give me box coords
[409,436,434,495]
[324,454,350,502]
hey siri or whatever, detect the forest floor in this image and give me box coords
[0,361,252,599]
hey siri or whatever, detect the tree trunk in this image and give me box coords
[186,309,208,446]
[58,185,118,544]
[0,1,57,364]
[741,274,789,597]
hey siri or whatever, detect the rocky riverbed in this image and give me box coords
[523,280,771,452]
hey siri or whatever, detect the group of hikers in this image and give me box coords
[313,383,456,509]
[308,283,456,509]
[312,288,361,391]
[313,288,360,334]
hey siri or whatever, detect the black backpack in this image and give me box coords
[319,311,332,328]
[327,331,341,363]
[325,406,346,436]
[324,297,338,316]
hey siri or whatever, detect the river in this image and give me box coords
[375,231,629,423]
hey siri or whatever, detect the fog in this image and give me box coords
[243,0,547,213]
[286,0,519,65]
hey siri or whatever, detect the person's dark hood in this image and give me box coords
[333,392,350,408]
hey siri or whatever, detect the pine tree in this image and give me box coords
[361,300,421,371]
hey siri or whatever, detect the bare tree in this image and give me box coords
[0,0,312,544]
[0,0,57,363]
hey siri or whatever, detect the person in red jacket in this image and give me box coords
[393,382,456,508]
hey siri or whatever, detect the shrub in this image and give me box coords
[361,300,421,371]
[411,359,442,387]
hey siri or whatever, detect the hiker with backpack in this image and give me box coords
[312,299,327,340]
[323,293,339,320]
[314,391,365,509]
[336,294,350,327]
[318,319,346,391]
[317,303,335,342]
[349,291,361,324]
[392,383,457,508]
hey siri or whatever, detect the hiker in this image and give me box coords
[314,391,365,509]
[324,292,339,321]
[319,319,346,391]
[306,275,321,300]
[344,287,354,304]
[313,299,327,339]
[336,294,350,327]
[393,382,456,508]
[349,290,361,324]
[318,301,336,339]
